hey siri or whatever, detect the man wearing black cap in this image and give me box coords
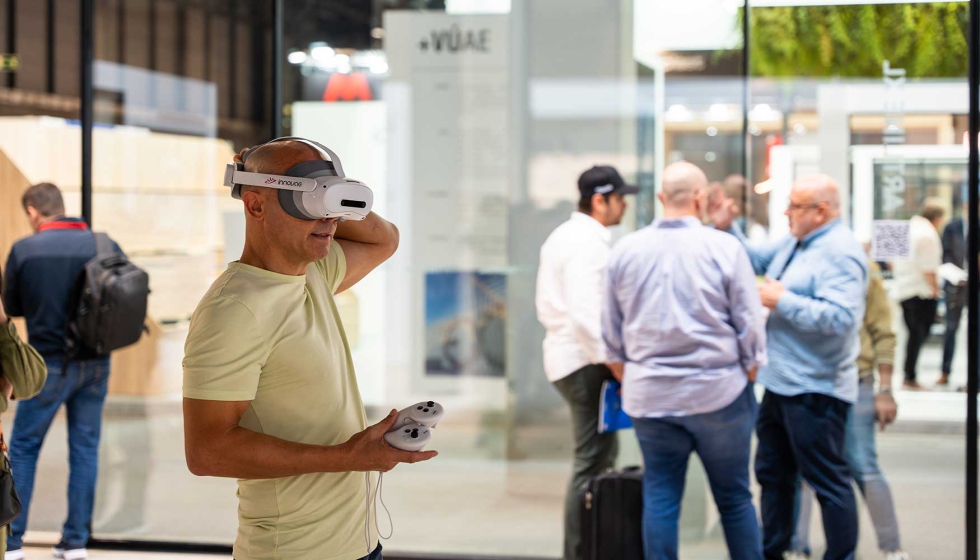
[535,165,638,560]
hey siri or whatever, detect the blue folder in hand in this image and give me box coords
[598,380,633,434]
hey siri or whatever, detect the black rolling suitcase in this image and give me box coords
[580,466,644,560]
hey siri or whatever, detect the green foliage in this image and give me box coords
[747,3,969,78]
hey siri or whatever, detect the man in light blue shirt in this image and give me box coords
[712,174,866,560]
[603,161,766,560]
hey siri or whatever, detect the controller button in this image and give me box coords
[423,408,429,412]
[417,406,423,410]
[405,429,411,433]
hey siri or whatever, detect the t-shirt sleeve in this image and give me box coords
[314,240,348,294]
[182,296,269,401]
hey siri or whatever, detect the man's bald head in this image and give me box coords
[242,140,323,174]
[234,140,325,200]
[661,161,709,210]
[792,174,841,212]
[235,140,340,272]
[786,173,841,238]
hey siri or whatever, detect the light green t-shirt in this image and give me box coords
[182,242,378,560]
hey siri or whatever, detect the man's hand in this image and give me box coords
[759,278,786,310]
[875,393,898,431]
[341,409,438,472]
[0,296,7,325]
[184,399,437,479]
[607,362,624,382]
[706,191,738,231]
[746,365,758,383]
[0,377,12,400]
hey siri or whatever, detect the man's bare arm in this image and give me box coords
[183,399,436,479]
[334,213,399,294]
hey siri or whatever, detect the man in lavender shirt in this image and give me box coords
[602,161,766,560]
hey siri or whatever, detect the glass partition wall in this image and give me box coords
[0,0,978,557]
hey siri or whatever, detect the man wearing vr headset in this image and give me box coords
[182,138,436,560]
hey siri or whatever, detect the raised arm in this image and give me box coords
[334,213,399,294]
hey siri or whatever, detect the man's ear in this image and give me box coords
[694,188,706,206]
[592,193,606,210]
[241,189,266,220]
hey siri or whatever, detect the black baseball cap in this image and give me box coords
[578,166,640,199]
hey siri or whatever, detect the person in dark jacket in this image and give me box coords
[939,203,967,387]
[2,183,122,560]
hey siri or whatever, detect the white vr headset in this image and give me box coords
[223,136,374,221]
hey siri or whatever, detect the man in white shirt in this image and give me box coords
[535,165,637,560]
[892,198,944,390]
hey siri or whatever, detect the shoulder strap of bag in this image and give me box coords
[94,232,114,258]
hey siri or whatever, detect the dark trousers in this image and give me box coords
[553,364,619,560]
[942,286,967,374]
[901,297,938,383]
[755,391,857,560]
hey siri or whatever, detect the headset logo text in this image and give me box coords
[263,177,304,188]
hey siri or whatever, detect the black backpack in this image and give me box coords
[66,232,150,358]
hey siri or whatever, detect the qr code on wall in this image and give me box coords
[871,220,911,261]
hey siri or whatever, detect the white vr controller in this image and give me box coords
[383,401,444,452]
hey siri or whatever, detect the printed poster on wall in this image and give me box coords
[385,11,512,391]
[384,11,511,270]
[424,271,507,378]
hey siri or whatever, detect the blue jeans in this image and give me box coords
[755,390,857,560]
[632,384,762,560]
[791,376,902,554]
[7,357,110,551]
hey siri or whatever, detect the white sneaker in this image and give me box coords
[784,553,809,560]
[4,550,25,560]
[885,552,910,560]
[52,546,88,560]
